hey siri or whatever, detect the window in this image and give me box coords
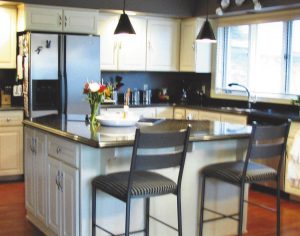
[216,19,300,100]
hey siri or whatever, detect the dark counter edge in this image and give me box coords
[23,119,250,149]
[104,103,300,121]
[0,106,24,111]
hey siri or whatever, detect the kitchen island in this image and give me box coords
[23,114,251,236]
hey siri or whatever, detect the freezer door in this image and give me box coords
[65,35,100,115]
[30,33,59,80]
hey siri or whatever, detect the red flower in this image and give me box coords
[99,84,106,93]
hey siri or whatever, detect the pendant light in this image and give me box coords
[196,0,216,43]
[114,0,136,34]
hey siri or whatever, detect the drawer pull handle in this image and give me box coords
[6,118,11,122]
[56,147,61,155]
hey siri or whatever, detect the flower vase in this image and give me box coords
[90,101,100,125]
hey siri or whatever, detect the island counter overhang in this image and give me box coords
[23,114,251,148]
[23,114,252,236]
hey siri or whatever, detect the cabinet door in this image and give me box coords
[146,18,180,71]
[98,13,119,71]
[35,131,47,224]
[174,108,186,120]
[156,107,173,119]
[118,17,147,71]
[61,163,79,236]
[24,5,62,32]
[24,127,36,214]
[0,7,16,68]
[63,9,98,34]
[0,126,23,176]
[47,157,61,235]
[198,110,221,121]
[180,18,197,72]
[180,18,212,73]
[185,109,199,120]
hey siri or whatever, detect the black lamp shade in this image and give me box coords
[196,19,216,42]
[114,13,136,34]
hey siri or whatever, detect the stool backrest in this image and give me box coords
[128,125,191,193]
[243,121,291,178]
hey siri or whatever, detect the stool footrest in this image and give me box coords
[94,224,145,236]
[202,207,239,223]
[149,215,179,232]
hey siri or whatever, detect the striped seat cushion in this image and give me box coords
[201,161,277,184]
[92,171,177,201]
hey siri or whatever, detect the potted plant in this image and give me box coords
[292,95,300,116]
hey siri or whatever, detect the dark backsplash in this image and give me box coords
[102,71,211,105]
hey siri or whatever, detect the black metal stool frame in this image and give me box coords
[92,125,191,236]
[199,121,290,236]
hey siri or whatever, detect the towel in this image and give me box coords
[286,130,300,187]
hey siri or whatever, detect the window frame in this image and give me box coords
[211,9,300,104]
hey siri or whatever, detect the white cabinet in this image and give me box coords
[17,4,98,34]
[0,7,16,68]
[174,108,186,120]
[156,107,173,119]
[98,13,147,71]
[146,17,180,71]
[24,127,47,224]
[47,135,79,236]
[285,122,300,197]
[0,111,23,176]
[129,107,156,118]
[180,18,212,73]
[198,110,221,121]
[185,108,199,120]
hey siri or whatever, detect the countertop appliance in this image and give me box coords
[17,31,100,118]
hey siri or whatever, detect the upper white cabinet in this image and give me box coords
[146,17,180,71]
[98,13,147,71]
[98,14,180,72]
[0,7,16,68]
[17,4,98,34]
[180,18,212,73]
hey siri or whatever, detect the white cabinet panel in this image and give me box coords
[98,14,147,71]
[63,9,98,34]
[47,157,61,235]
[24,127,47,225]
[0,7,16,68]
[156,107,173,119]
[18,4,98,34]
[180,18,212,73]
[146,18,180,71]
[118,17,147,71]
[98,13,119,71]
[0,111,23,176]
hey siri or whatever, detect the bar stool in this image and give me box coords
[199,121,290,236]
[92,125,191,236]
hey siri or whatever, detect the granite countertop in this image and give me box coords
[102,103,300,121]
[0,105,24,111]
[23,114,251,148]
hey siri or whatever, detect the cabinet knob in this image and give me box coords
[6,118,11,122]
[56,146,61,155]
[59,15,62,26]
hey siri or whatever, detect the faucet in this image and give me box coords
[228,83,251,109]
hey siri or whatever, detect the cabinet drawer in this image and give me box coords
[48,135,79,168]
[0,111,23,126]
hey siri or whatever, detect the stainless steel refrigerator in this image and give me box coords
[17,32,100,118]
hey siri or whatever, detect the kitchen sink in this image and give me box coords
[219,107,256,113]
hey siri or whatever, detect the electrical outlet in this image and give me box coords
[201,85,206,94]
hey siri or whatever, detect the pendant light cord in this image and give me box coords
[123,0,126,13]
[206,0,209,20]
